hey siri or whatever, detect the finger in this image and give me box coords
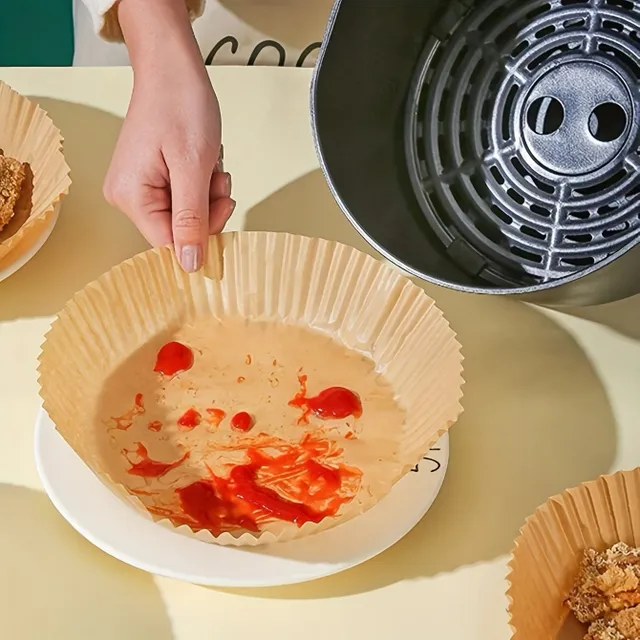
[104,177,173,247]
[133,207,173,247]
[209,197,236,235]
[210,171,232,201]
[132,185,173,247]
[170,164,212,273]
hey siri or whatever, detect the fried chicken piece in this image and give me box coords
[567,543,640,624]
[0,150,28,231]
[586,605,640,640]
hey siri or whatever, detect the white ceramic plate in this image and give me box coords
[0,205,60,283]
[35,408,448,587]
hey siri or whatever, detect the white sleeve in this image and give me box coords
[80,0,206,42]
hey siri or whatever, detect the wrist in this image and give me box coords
[118,0,204,78]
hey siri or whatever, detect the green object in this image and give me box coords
[0,0,74,66]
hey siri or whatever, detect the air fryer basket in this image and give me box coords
[311,0,640,306]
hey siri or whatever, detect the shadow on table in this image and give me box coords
[0,483,173,639]
[565,294,640,342]
[0,98,149,321]
[222,169,619,599]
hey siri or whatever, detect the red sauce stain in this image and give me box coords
[110,393,146,430]
[345,431,357,440]
[304,459,342,492]
[205,431,336,457]
[154,341,194,376]
[288,370,308,422]
[237,376,246,383]
[245,354,252,365]
[288,372,362,424]
[172,434,362,534]
[124,443,189,478]
[148,420,163,432]
[130,487,157,497]
[308,387,362,419]
[205,407,226,427]
[177,480,260,533]
[177,407,201,430]
[231,411,253,432]
[146,505,197,528]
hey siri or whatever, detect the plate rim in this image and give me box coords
[34,407,449,587]
[0,205,60,283]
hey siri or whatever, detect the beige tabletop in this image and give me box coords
[0,66,639,640]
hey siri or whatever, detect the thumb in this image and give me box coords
[170,162,211,273]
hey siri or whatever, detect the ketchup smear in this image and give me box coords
[205,408,226,427]
[177,408,201,430]
[176,480,260,533]
[110,393,145,430]
[148,420,163,432]
[231,411,253,432]
[175,439,361,534]
[154,341,194,376]
[125,443,189,478]
[289,372,362,424]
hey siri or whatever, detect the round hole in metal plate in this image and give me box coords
[589,102,627,142]
[526,96,565,135]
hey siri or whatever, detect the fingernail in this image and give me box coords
[179,245,202,273]
[226,199,237,217]
[224,172,232,196]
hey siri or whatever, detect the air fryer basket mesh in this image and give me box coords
[405,0,640,286]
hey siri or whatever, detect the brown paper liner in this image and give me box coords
[0,81,71,266]
[507,468,640,639]
[38,232,464,546]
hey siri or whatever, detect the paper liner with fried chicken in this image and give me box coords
[567,543,640,640]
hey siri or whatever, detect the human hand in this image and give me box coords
[103,0,236,272]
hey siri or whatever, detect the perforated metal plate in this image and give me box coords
[405,0,640,286]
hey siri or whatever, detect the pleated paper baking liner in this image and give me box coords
[39,232,464,546]
[507,469,640,639]
[0,81,71,269]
